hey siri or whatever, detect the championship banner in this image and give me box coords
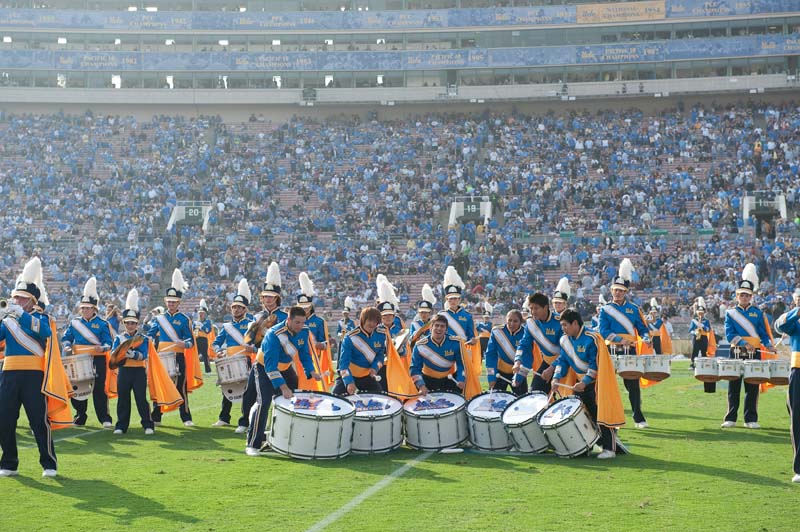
[577,1,665,24]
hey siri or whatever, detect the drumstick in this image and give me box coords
[497,373,575,391]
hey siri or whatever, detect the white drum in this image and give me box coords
[216,356,250,402]
[743,360,771,385]
[538,397,600,458]
[717,359,743,381]
[62,354,95,400]
[347,393,403,454]
[501,392,550,454]
[403,392,468,451]
[694,357,719,383]
[642,355,671,381]
[159,352,178,379]
[768,359,790,386]
[609,354,618,372]
[269,391,355,460]
[465,391,516,451]
[616,355,644,380]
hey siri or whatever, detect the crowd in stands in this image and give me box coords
[0,100,798,331]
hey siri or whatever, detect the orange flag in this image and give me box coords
[461,340,482,400]
[386,335,417,399]
[707,329,717,357]
[311,328,335,389]
[294,349,324,392]
[147,342,184,413]
[184,334,204,392]
[42,317,73,430]
[659,324,673,355]
[759,315,777,393]
[594,333,625,428]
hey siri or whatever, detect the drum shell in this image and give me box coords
[62,354,96,400]
[642,355,671,381]
[743,360,770,385]
[500,392,549,453]
[269,392,355,459]
[348,394,403,454]
[717,359,743,381]
[158,352,179,379]
[216,355,250,384]
[466,391,516,451]
[403,393,468,451]
[538,398,600,458]
[616,355,644,380]
[768,359,790,385]
[694,357,720,382]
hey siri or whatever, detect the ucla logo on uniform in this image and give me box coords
[445,350,454,357]
[297,339,304,346]
[546,328,555,335]
[458,316,466,321]
[625,308,634,314]
[374,342,382,349]
[577,345,586,352]
[749,312,757,317]
[173,320,181,325]
[91,324,99,329]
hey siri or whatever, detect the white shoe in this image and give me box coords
[211,420,229,427]
[0,469,19,477]
[144,428,155,435]
[234,426,248,434]
[245,447,261,457]
[102,422,113,429]
[42,469,57,478]
[597,450,616,460]
[635,421,649,429]
[721,421,736,428]
[792,474,800,483]
[113,429,123,435]
[744,422,761,429]
[183,421,195,427]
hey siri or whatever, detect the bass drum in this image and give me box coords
[346,393,403,454]
[465,391,516,451]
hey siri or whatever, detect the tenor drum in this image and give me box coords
[158,352,178,379]
[216,355,250,402]
[743,360,771,385]
[269,391,355,460]
[347,393,403,454]
[500,392,550,454]
[62,354,95,400]
[717,359,743,381]
[694,357,719,383]
[768,359,790,386]
[538,397,600,458]
[642,355,671,381]
[616,355,644,380]
[403,392,468,451]
[465,391,516,451]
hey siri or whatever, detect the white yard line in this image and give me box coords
[304,451,434,532]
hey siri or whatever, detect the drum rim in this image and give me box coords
[269,445,353,460]
[501,391,550,426]
[466,390,516,418]
[403,431,469,451]
[274,390,356,419]
[538,397,584,429]
[347,392,403,420]
[466,415,513,451]
[350,441,403,454]
[402,391,466,418]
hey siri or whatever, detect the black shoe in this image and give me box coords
[73,417,87,426]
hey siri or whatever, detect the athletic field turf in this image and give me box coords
[3,361,797,532]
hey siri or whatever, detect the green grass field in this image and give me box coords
[3,361,797,532]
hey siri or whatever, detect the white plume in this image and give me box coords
[697,297,706,309]
[36,264,49,307]
[619,258,634,282]
[376,274,397,293]
[742,263,759,291]
[171,268,188,292]
[125,288,139,312]
[199,298,207,309]
[299,272,315,297]
[266,261,281,287]
[20,256,41,285]
[650,297,659,309]
[344,296,354,310]
[377,276,400,307]
[83,276,98,300]
[421,283,437,305]
[483,301,493,314]
[443,265,465,290]
[555,277,571,298]
[237,278,252,302]
[598,294,607,305]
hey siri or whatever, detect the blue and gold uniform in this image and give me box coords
[486,324,526,395]
[439,307,476,342]
[111,331,154,433]
[411,334,465,394]
[246,321,316,451]
[212,315,253,428]
[62,314,113,426]
[147,309,195,424]
[774,301,800,481]
[409,317,428,341]
[648,316,664,354]
[332,326,387,395]
[336,317,356,341]
[689,314,712,367]
[515,311,563,393]
[195,301,214,373]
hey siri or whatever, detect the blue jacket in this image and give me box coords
[439,307,475,341]
[515,312,563,369]
[0,310,52,357]
[411,334,465,386]
[61,315,113,350]
[725,304,772,347]
[774,307,800,355]
[552,326,601,386]
[485,325,524,385]
[598,301,650,343]
[338,326,388,386]
[147,311,194,348]
[213,316,253,351]
[112,332,151,361]
[259,321,315,388]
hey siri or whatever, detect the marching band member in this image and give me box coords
[148,268,202,427]
[689,298,712,369]
[0,258,63,478]
[62,277,114,428]
[774,288,800,483]
[514,292,563,394]
[106,303,122,335]
[376,275,403,392]
[411,314,465,395]
[477,302,493,356]
[332,307,387,395]
[486,310,526,395]
[551,309,625,460]
[239,262,286,434]
[552,277,571,318]
[245,306,320,456]
[194,300,214,374]
[721,264,775,429]
[409,284,436,342]
[297,272,334,390]
[647,298,663,355]
[599,258,651,429]
[336,297,357,355]
[589,294,607,331]
[112,289,155,436]
[439,266,477,346]
[211,279,255,430]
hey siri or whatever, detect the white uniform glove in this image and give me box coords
[183,339,193,349]
[125,350,138,359]
[7,303,25,317]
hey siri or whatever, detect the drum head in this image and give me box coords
[538,397,582,427]
[347,394,402,418]
[403,392,465,416]
[275,392,355,416]
[467,391,515,419]
[501,392,549,425]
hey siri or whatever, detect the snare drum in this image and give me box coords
[403,392,468,451]
[717,359,743,381]
[500,392,550,454]
[159,352,179,379]
[616,355,644,380]
[62,354,95,400]
[269,391,355,459]
[538,397,600,458]
[465,391,516,451]
[347,394,403,454]
[216,356,250,402]
[768,359,790,385]
[642,355,671,381]
[694,357,719,382]
[743,360,771,384]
